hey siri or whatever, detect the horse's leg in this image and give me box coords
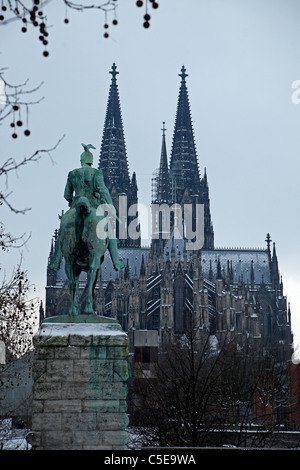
[68,277,79,315]
[66,260,79,315]
[92,268,99,294]
[72,272,80,315]
[68,277,76,315]
[84,272,95,314]
[65,261,73,315]
[84,256,100,315]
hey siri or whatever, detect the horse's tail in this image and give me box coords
[75,196,91,215]
[75,196,91,243]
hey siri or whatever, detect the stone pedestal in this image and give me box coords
[26,315,130,450]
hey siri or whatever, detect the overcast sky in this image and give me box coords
[1,0,300,358]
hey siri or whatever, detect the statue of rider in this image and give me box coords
[49,143,125,272]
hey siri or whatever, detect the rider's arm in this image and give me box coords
[95,169,114,207]
[64,172,74,206]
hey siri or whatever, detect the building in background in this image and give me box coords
[46,64,293,359]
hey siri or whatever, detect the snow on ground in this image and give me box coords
[0,419,31,450]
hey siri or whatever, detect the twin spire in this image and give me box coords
[153,66,214,250]
[98,63,214,250]
[98,62,130,193]
[154,65,200,204]
[169,65,200,203]
[98,63,139,248]
[99,63,199,203]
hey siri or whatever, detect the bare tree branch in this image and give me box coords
[0,68,44,140]
[0,0,159,45]
[0,135,65,250]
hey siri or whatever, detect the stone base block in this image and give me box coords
[27,316,130,450]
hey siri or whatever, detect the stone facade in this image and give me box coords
[27,316,130,450]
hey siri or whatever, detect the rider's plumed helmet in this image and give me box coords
[80,143,96,165]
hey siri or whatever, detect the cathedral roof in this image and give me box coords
[101,247,150,283]
[162,228,271,285]
[52,245,271,287]
[52,247,150,286]
[112,247,270,286]
[201,249,271,285]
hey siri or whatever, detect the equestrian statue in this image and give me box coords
[49,143,125,315]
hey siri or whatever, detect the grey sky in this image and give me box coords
[1,0,300,356]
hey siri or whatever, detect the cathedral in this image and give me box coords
[46,63,293,358]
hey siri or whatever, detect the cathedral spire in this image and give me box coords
[155,122,170,203]
[98,63,140,248]
[98,63,130,192]
[265,233,272,262]
[110,62,119,80]
[271,241,280,289]
[169,65,200,203]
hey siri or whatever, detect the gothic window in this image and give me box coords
[259,299,273,344]
[147,286,160,331]
[236,312,242,333]
[174,277,185,334]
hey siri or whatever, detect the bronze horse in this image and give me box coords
[49,144,124,315]
[59,196,109,315]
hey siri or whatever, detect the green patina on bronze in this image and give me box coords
[49,143,125,316]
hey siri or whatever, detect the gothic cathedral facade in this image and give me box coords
[46,64,293,358]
